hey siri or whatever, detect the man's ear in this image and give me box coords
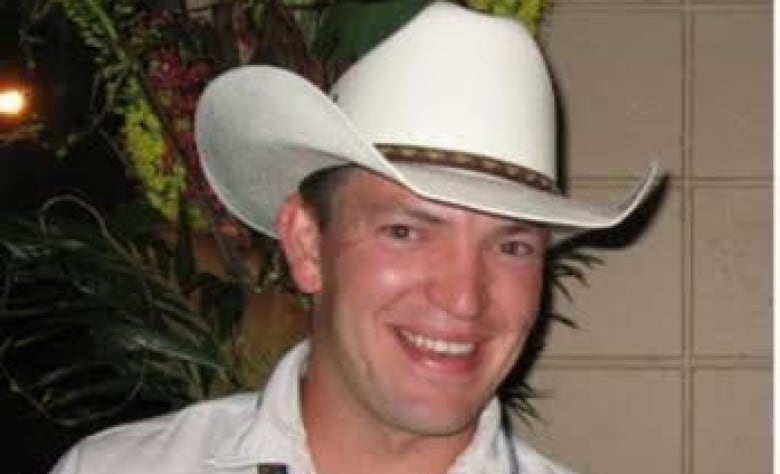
[276,194,323,294]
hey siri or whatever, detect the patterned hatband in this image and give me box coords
[375,144,559,194]
[257,464,288,474]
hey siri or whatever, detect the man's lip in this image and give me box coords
[397,328,477,355]
[390,323,482,344]
[392,326,484,375]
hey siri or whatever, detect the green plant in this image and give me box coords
[465,0,546,33]
[0,196,265,425]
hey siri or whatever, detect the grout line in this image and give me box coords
[569,176,772,185]
[537,353,772,362]
[682,2,695,471]
[535,355,771,370]
[686,366,695,474]
[548,0,771,10]
[688,178,774,188]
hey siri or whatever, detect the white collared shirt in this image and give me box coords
[51,342,577,474]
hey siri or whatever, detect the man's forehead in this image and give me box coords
[335,167,551,233]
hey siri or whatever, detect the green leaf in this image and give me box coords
[94,319,226,370]
[211,282,245,337]
[313,0,427,61]
[560,251,603,268]
[174,197,196,288]
[1,326,72,352]
[24,362,110,392]
[106,200,166,239]
[551,262,586,283]
[150,296,209,335]
[43,378,142,411]
[546,311,578,329]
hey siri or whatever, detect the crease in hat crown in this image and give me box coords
[195,1,657,240]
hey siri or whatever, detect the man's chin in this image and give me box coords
[379,403,483,438]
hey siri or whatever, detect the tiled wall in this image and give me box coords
[515,1,772,473]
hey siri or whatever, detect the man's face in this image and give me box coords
[282,169,547,438]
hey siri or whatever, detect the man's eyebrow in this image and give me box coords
[493,221,549,239]
[498,222,539,232]
[365,200,450,225]
[367,200,546,234]
[402,206,448,225]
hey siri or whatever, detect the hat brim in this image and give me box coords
[196,66,657,243]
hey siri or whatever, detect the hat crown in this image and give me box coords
[331,1,557,179]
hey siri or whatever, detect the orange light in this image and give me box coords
[0,88,26,116]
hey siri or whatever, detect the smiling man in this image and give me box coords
[279,169,550,474]
[51,2,655,474]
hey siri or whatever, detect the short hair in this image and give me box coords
[297,165,354,229]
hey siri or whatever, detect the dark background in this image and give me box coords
[0,3,143,472]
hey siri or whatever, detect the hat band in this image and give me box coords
[376,144,559,194]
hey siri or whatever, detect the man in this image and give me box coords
[52,2,655,473]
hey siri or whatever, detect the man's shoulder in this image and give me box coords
[84,391,259,446]
[50,392,260,474]
[511,434,580,474]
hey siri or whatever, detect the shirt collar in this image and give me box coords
[449,398,513,474]
[207,341,315,471]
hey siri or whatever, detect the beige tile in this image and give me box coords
[541,10,682,178]
[691,0,770,5]
[692,187,771,356]
[515,369,682,474]
[544,184,682,356]
[554,0,680,3]
[692,10,771,177]
[692,369,771,474]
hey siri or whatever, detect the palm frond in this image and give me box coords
[0,196,247,425]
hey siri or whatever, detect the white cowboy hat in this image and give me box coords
[195,1,657,242]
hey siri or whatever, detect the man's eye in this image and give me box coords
[499,240,534,257]
[382,224,415,240]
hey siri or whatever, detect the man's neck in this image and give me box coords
[305,415,474,474]
[300,360,477,474]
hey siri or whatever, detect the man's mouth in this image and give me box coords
[399,329,475,357]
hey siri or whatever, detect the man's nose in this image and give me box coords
[426,244,488,318]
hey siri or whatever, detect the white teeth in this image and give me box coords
[400,329,475,356]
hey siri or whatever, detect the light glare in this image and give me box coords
[0,89,26,116]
